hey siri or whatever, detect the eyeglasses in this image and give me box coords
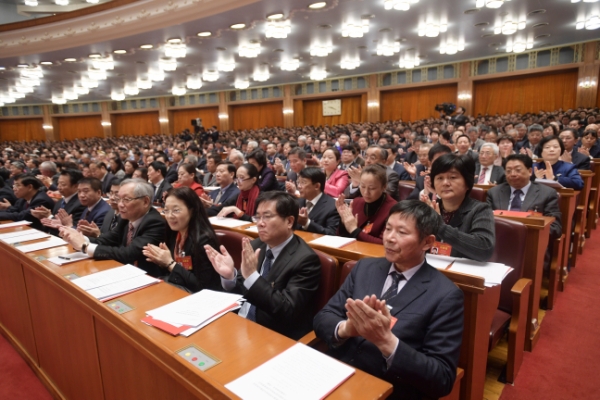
[251,214,277,223]
[163,208,183,216]
[237,177,253,183]
[114,196,145,204]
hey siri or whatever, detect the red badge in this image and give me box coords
[430,241,452,256]
[175,256,193,270]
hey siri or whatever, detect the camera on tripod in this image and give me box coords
[434,103,456,116]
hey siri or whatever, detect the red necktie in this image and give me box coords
[126,223,134,245]
[478,167,488,184]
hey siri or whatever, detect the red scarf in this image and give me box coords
[236,185,260,217]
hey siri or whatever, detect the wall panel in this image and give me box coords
[301,96,363,126]
[474,69,578,115]
[57,115,103,140]
[229,102,283,130]
[380,84,458,122]
[113,112,160,136]
[0,118,45,142]
[170,107,219,133]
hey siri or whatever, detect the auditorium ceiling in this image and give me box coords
[0,0,599,106]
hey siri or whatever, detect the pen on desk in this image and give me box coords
[58,256,71,260]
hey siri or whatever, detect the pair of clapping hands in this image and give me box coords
[33,205,101,237]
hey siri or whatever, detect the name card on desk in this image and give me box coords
[309,235,356,249]
[225,343,355,400]
[208,217,253,228]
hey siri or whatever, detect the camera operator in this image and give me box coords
[448,106,468,127]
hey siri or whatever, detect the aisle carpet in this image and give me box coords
[500,232,600,400]
[0,333,52,399]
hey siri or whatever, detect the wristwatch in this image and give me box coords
[81,242,88,253]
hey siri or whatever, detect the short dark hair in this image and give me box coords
[582,128,598,138]
[299,167,326,192]
[322,147,341,161]
[456,134,471,143]
[95,161,108,170]
[430,153,476,193]
[217,161,237,175]
[414,136,428,145]
[149,161,167,178]
[342,145,357,155]
[505,154,533,169]
[559,128,577,139]
[17,174,43,190]
[361,164,388,187]
[247,149,267,168]
[388,200,442,241]
[240,163,259,180]
[428,144,452,162]
[110,177,123,187]
[255,191,299,226]
[498,135,515,146]
[60,169,83,186]
[538,135,565,156]
[288,147,306,160]
[78,177,102,192]
[207,153,221,165]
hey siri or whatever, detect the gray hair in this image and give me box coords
[367,145,388,162]
[40,161,57,173]
[480,142,499,156]
[185,154,198,165]
[247,141,258,150]
[467,127,479,135]
[528,124,543,134]
[515,123,526,129]
[121,178,154,205]
[229,149,245,163]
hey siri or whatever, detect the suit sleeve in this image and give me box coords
[258,169,277,192]
[438,202,495,261]
[557,165,584,190]
[168,239,222,293]
[306,209,341,236]
[92,215,165,265]
[243,247,321,324]
[386,288,463,399]
[386,171,400,200]
[544,190,563,239]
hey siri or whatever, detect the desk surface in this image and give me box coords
[0,224,392,400]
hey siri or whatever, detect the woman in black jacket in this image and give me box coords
[142,186,222,293]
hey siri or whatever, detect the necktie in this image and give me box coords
[511,189,523,211]
[126,222,135,245]
[214,189,224,204]
[306,201,314,215]
[247,250,274,322]
[206,173,212,184]
[478,167,488,184]
[59,199,66,209]
[381,272,405,302]
[86,210,93,222]
[110,213,119,230]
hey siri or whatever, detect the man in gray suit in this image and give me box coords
[486,154,562,239]
[203,153,219,187]
[344,145,399,200]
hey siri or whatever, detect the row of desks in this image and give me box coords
[0,223,393,400]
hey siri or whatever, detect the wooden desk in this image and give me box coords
[216,223,500,400]
[494,215,553,351]
[0,225,392,400]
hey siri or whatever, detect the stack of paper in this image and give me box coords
[225,343,355,400]
[143,290,244,337]
[1,231,50,245]
[0,221,32,229]
[203,186,220,192]
[71,264,160,301]
[16,237,67,253]
[309,235,356,249]
[427,254,513,287]
[209,217,253,228]
[0,229,38,240]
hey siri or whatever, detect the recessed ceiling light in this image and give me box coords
[167,38,182,44]
[197,31,212,37]
[113,50,127,54]
[64,58,76,62]
[89,53,101,58]
[40,61,53,65]
[0,67,5,70]
[17,64,28,68]
[267,13,284,20]
[309,2,326,9]
[230,23,246,29]
[140,44,153,49]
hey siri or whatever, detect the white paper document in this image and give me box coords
[16,237,67,253]
[87,274,160,300]
[47,252,92,266]
[180,304,242,337]
[0,229,38,240]
[1,231,50,244]
[209,217,253,228]
[309,235,356,249]
[225,343,355,400]
[146,290,244,327]
[71,264,147,291]
[425,254,455,270]
[449,259,513,287]
[203,186,220,192]
[245,225,259,233]
[0,221,32,229]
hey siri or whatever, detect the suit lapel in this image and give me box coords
[266,237,297,279]
[499,184,511,210]
[364,259,394,298]
[387,264,431,316]
[522,184,539,212]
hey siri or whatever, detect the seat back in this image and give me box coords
[214,229,253,270]
[306,158,319,166]
[488,217,527,313]
[338,260,358,290]
[469,186,486,203]
[311,249,339,315]
[398,180,416,200]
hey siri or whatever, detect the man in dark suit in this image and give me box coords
[205,192,321,340]
[0,174,55,231]
[33,169,86,234]
[475,143,506,185]
[90,162,114,196]
[165,149,184,184]
[60,179,166,277]
[314,200,464,400]
[559,128,591,170]
[202,153,220,187]
[296,167,340,236]
[77,177,122,238]
[383,144,411,181]
[148,161,172,204]
[486,154,562,239]
[75,178,112,229]
[284,147,307,195]
[339,146,359,170]
[0,176,16,205]
[204,162,240,216]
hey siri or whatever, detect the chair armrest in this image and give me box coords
[440,368,464,400]
[506,278,532,383]
[511,277,532,296]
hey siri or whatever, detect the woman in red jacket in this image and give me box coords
[336,164,397,244]
[321,148,349,198]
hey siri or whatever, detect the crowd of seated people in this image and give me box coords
[0,106,598,398]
